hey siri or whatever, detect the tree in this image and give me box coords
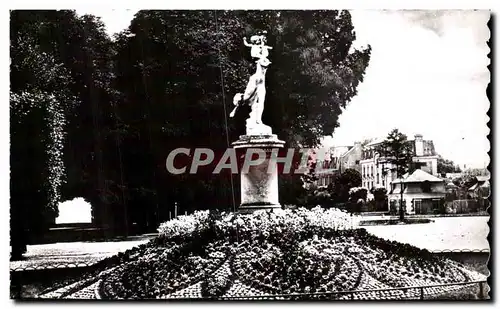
[348,187,368,213]
[452,175,478,190]
[10,10,371,243]
[10,10,127,258]
[371,187,388,211]
[376,129,414,221]
[10,10,80,259]
[463,168,489,177]
[112,10,371,214]
[330,168,362,204]
[437,155,461,175]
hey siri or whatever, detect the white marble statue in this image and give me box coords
[230,32,273,135]
[243,31,273,60]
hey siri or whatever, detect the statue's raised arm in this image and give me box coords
[243,37,252,47]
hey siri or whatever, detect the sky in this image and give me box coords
[76,9,490,169]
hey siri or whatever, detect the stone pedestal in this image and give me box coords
[232,134,285,213]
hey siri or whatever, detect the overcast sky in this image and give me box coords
[76,9,490,169]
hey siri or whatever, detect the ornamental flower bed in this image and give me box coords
[83,207,485,300]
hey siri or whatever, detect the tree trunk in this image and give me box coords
[400,181,404,221]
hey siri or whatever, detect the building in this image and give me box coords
[445,172,463,180]
[389,169,446,214]
[315,142,363,188]
[339,142,363,174]
[360,134,439,192]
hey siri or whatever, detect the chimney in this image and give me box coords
[414,134,424,156]
[353,141,362,154]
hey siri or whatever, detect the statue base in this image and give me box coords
[232,134,285,214]
[246,123,273,136]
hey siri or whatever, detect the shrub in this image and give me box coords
[157,210,212,242]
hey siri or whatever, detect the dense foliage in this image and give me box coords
[299,168,363,210]
[10,11,82,257]
[111,10,371,217]
[10,10,371,257]
[375,129,416,220]
[437,155,462,175]
[370,187,388,211]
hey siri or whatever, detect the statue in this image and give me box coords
[230,31,273,135]
[230,31,285,214]
[243,31,273,59]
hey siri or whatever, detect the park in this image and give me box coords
[10,10,490,300]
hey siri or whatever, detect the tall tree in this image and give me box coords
[10,10,79,259]
[112,10,371,216]
[376,129,414,221]
[10,10,124,258]
[10,10,372,244]
[437,155,461,174]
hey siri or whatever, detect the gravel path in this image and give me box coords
[63,281,100,299]
[11,235,155,270]
[363,216,489,252]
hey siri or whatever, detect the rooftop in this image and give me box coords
[476,175,490,182]
[393,169,444,184]
[364,134,427,148]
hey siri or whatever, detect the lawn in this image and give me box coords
[362,216,489,252]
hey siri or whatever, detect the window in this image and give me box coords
[421,181,432,193]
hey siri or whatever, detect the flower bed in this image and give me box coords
[201,259,233,298]
[231,241,283,294]
[79,207,484,300]
[100,239,228,299]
